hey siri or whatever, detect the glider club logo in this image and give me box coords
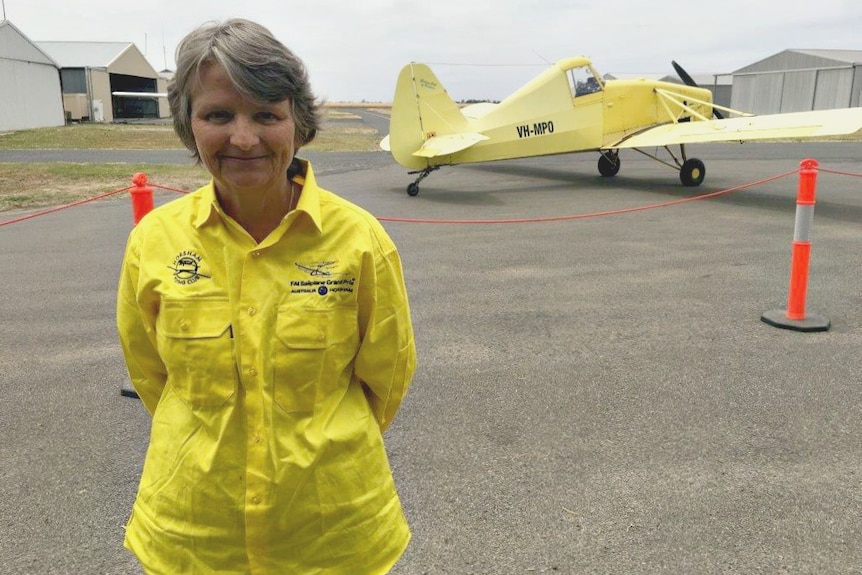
[292,261,355,296]
[169,251,210,285]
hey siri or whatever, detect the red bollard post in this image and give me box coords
[761,159,830,332]
[130,172,154,224]
[121,173,154,399]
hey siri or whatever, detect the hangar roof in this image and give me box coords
[735,49,862,74]
[0,20,59,67]
[35,41,135,68]
[791,49,862,64]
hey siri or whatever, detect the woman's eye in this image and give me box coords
[256,112,279,123]
[205,111,232,123]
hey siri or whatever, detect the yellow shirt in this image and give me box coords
[116,161,416,574]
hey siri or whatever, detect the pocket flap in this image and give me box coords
[159,298,232,339]
[276,306,357,349]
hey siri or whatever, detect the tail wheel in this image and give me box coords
[598,152,621,177]
[680,158,705,187]
[407,183,420,196]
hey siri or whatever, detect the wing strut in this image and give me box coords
[655,88,752,123]
[607,143,705,187]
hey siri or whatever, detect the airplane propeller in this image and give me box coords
[671,60,724,119]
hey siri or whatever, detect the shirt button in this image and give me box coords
[248,367,258,376]
[253,434,262,444]
[248,307,257,316]
[250,495,261,505]
[251,251,261,258]
[179,321,189,331]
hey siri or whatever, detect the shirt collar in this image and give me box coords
[192,181,219,229]
[192,158,324,233]
[293,159,323,233]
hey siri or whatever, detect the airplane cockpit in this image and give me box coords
[568,65,603,97]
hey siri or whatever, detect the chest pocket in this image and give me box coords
[157,298,237,408]
[273,306,359,413]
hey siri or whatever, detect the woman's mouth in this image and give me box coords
[221,154,267,162]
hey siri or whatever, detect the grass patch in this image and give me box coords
[0,163,210,212]
[0,109,383,151]
[0,111,385,211]
[308,125,383,152]
[0,124,185,150]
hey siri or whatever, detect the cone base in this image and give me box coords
[761,309,830,332]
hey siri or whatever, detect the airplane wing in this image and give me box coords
[611,107,862,149]
[111,91,168,98]
[412,133,489,158]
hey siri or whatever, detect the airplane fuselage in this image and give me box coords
[388,58,714,170]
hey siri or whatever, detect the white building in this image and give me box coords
[731,49,862,114]
[36,40,169,122]
[0,20,65,131]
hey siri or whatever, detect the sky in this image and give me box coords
[4,0,862,102]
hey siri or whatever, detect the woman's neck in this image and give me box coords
[216,180,299,243]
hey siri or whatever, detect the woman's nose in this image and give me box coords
[230,116,260,149]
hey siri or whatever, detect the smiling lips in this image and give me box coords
[221,154,268,162]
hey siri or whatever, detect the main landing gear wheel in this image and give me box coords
[407,182,420,196]
[680,158,705,187]
[598,152,621,177]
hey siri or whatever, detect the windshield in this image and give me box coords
[568,65,602,97]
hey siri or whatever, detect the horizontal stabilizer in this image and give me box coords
[612,107,862,149]
[412,133,489,158]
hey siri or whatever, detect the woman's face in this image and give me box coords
[190,61,298,198]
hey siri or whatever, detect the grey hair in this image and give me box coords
[168,18,322,161]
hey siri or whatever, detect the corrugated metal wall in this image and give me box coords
[731,50,860,114]
[813,69,854,109]
[0,59,66,130]
[780,71,816,112]
[853,68,862,107]
[732,73,784,115]
[0,24,65,131]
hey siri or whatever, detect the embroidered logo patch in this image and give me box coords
[169,251,210,285]
[292,260,355,296]
[295,261,338,277]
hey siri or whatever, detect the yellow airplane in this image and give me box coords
[381,58,862,196]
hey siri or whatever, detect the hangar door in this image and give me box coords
[813,69,854,110]
[110,73,159,119]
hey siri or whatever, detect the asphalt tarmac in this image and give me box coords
[1,141,861,574]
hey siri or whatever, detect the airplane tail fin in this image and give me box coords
[387,63,472,169]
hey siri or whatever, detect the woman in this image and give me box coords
[116,18,416,574]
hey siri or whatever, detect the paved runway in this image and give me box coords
[1,142,861,574]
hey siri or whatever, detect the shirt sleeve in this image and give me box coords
[354,240,416,432]
[116,228,167,416]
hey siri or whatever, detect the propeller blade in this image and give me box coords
[671,60,697,87]
[671,60,724,119]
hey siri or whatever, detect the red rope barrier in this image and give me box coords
[0,186,132,228]
[152,184,190,195]
[2,164,860,229]
[816,167,862,178]
[376,169,800,224]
